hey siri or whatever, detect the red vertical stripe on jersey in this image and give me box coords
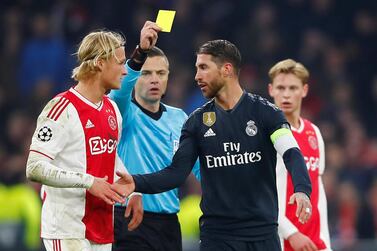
[50,99,69,121]
[284,119,326,251]
[51,99,70,121]
[64,92,117,244]
[47,97,65,118]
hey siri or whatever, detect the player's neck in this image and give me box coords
[135,95,160,113]
[285,112,301,129]
[75,80,105,104]
[215,81,243,110]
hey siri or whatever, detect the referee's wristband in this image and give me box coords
[128,45,149,71]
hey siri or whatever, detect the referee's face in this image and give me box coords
[135,56,169,104]
[195,54,224,99]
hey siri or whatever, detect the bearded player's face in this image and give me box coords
[195,54,225,99]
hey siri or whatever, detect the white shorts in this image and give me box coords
[43,239,112,251]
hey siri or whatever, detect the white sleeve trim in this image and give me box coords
[312,124,325,175]
[274,133,299,157]
[278,215,299,239]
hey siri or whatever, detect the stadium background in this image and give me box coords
[0,0,376,250]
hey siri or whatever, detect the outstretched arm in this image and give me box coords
[26,151,125,205]
[271,126,312,224]
[113,117,199,196]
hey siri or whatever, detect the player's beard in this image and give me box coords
[203,78,225,99]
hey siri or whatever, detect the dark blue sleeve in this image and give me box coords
[133,115,199,193]
[283,148,312,198]
[260,99,288,135]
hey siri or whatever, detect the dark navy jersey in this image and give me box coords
[133,92,310,241]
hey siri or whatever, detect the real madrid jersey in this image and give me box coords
[133,91,312,241]
[277,118,331,250]
[27,87,123,243]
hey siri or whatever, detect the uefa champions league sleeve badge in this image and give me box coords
[37,126,53,142]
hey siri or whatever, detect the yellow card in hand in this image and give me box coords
[156,10,176,32]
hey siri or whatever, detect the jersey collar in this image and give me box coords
[132,98,166,120]
[69,87,104,110]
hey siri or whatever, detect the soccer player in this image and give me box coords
[109,46,200,251]
[25,21,160,251]
[113,40,312,251]
[268,59,332,251]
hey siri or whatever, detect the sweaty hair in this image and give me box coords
[72,30,125,81]
[196,39,242,75]
[147,46,169,67]
[268,59,309,84]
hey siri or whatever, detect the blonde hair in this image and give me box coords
[268,59,309,84]
[72,30,125,81]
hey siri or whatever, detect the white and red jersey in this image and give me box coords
[29,87,123,244]
[276,118,331,251]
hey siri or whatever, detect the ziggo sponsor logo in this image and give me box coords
[89,136,117,155]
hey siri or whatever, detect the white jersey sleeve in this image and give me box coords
[26,97,94,189]
[313,124,331,249]
[276,154,299,239]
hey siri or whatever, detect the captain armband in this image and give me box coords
[270,125,299,156]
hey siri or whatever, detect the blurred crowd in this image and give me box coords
[0,0,376,250]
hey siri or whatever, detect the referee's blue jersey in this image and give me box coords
[109,62,200,214]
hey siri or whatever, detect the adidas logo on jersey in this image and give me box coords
[204,128,216,137]
[85,119,95,129]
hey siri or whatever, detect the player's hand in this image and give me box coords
[111,171,135,198]
[88,176,125,205]
[288,231,318,251]
[125,193,143,231]
[139,21,161,51]
[289,192,312,224]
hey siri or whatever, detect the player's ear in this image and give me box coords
[268,83,274,97]
[95,58,104,71]
[302,83,309,98]
[222,63,233,78]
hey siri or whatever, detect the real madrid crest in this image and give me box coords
[108,115,117,130]
[203,112,216,127]
[245,120,258,136]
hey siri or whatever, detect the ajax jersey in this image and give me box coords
[276,118,331,250]
[29,88,122,243]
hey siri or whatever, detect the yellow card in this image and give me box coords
[156,10,176,32]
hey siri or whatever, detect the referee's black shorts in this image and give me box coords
[200,232,281,251]
[113,206,182,251]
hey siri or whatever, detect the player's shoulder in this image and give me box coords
[245,92,281,111]
[163,103,186,115]
[39,91,72,120]
[188,99,215,118]
[301,118,322,137]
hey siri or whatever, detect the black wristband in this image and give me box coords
[128,45,149,71]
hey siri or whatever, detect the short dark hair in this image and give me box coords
[197,39,241,75]
[147,46,169,66]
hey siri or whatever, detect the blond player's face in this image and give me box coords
[101,47,127,90]
[268,73,308,116]
[135,56,169,103]
[195,54,225,99]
